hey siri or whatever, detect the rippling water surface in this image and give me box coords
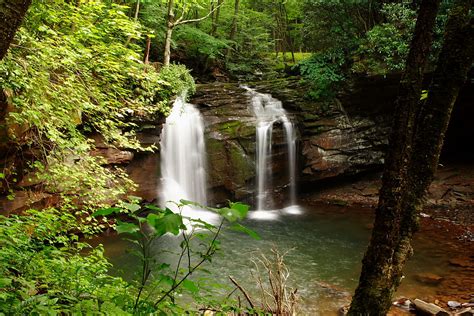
[93,203,470,315]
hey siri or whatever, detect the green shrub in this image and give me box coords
[298,50,345,100]
[0,0,195,212]
[0,209,135,314]
[156,64,196,103]
[0,201,258,314]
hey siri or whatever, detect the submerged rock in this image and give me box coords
[415,273,444,285]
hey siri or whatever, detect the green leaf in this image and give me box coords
[182,279,199,294]
[219,202,249,222]
[127,195,143,203]
[92,207,121,217]
[0,278,12,288]
[189,218,215,230]
[122,202,141,213]
[0,173,4,179]
[146,213,161,226]
[145,204,163,212]
[420,89,428,100]
[231,223,261,240]
[179,199,202,208]
[152,212,184,236]
[230,202,249,219]
[115,221,140,234]
[157,275,174,288]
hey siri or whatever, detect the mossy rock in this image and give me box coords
[213,120,255,140]
[206,137,254,191]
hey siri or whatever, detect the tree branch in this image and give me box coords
[229,276,256,309]
[174,0,224,26]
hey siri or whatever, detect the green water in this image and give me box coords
[93,203,466,315]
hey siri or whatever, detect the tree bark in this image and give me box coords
[210,0,222,36]
[397,0,473,269]
[144,35,151,64]
[226,0,240,57]
[163,0,175,66]
[0,0,32,60]
[163,0,222,66]
[348,0,441,314]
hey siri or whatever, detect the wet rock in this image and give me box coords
[91,148,134,165]
[338,305,349,316]
[0,191,60,215]
[449,301,463,309]
[454,308,474,316]
[126,153,159,202]
[415,273,444,285]
[413,299,449,315]
[449,258,473,268]
[190,79,395,203]
[393,297,413,311]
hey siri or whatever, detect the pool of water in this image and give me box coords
[92,203,472,315]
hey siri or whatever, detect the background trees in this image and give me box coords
[0,0,32,60]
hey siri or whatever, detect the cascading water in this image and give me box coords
[244,87,298,212]
[160,95,208,212]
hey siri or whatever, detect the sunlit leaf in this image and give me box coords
[152,213,184,236]
[92,207,121,217]
[182,279,199,293]
[122,202,141,213]
[115,221,140,234]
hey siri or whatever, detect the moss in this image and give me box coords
[214,120,255,139]
[216,120,242,138]
[227,141,254,185]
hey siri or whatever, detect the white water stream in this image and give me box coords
[160,95,219,223]
[245,87,298,212]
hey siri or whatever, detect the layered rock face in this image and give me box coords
[2,75,471,212]
[191,78,391,204]
[191,84,256,205]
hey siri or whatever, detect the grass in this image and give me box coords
[268,52,312,70]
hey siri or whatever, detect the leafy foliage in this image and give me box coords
[94,200,257,313]
[353,3,416,74]
[0,0,195,210]
[0,200,257,314]
[298,50,345,100]
[0,209,135,314]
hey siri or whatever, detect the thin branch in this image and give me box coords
[154,219,224,307]
[174,0,225,26]
[229,276,255,309]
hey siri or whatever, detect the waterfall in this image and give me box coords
[245,87,298,211]
[160,95,207,208]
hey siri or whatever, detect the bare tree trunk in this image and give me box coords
[0,0,32,60]
[348,0,441,314]
[144,35,151,64]
[0,0,32,148]
[133,0,140,20]
[163,0,222,65]
[163,0,175,66]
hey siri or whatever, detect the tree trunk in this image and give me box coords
[0,0,32,60]
[163,0,175,66]
[282,3,295,63]
[226,0,240,57]
[144,35,151,64]
[211,0,222,36]
[397,0,473,268]
[133,0,140,20]
[348,0,441,314]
